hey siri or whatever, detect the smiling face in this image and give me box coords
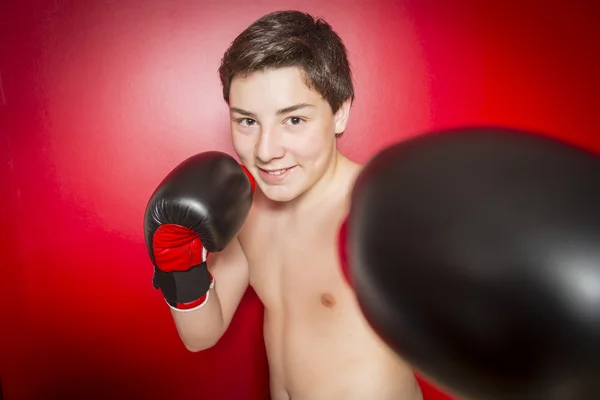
[229,67,350,203]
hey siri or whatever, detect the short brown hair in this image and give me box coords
[218,10,355,114]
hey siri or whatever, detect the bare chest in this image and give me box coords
[238,205,416,399]
[243,206,349,314]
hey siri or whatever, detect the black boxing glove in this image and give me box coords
[341,126,600,400]
[144,151,255,311]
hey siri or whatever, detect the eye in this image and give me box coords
[238,118,257,127]
[285,116,305,126]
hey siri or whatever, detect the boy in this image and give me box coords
[145,10,422,400]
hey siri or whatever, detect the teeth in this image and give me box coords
[268,168,288,176]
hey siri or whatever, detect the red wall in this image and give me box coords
[1,1,598,399]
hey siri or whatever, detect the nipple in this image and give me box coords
[321,293,336,308]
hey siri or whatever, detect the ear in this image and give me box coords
[334,99,352,135]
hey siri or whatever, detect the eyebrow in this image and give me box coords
[230,102,315,118]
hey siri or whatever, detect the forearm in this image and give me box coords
[170,286,225,351]
[170,237,250,351]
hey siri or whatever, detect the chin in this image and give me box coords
[259,183,304,203]
[261,188,299,203]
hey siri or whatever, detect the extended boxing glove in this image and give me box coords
[144,151,255,312]
[337,217,352,287]
[339,126,600,400]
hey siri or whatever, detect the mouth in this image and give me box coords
[261,166,295,175]
[258,166,297,182]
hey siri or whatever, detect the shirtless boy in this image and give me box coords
[144,10,422,400]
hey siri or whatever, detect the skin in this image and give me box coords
[225,66,423,399]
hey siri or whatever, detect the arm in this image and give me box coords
[143,151,255,352]
[171,236,249,352]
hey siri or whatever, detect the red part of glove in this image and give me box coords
[338,216,353,287]
[152,224,205,272]
[240,164,256,193]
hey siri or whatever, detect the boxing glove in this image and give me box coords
[144,151,255,312]
[337,217,352,287]
[340,126,600,400]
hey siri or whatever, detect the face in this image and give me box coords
[228,67,350,203]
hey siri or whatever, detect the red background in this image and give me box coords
[1,1,598,399]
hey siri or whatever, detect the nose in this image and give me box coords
[256,125,284,164]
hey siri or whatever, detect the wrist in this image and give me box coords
[153,262,214,311]
[166,275,215,312]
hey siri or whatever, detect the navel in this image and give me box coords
[321,293,336,308]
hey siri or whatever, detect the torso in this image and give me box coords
[238,161,422,400]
